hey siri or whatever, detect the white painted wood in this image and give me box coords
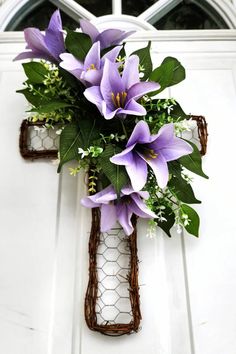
[138,0,182,24]
[0,58,60,353]
[112,0,122,15]
[169,54,236,354]
[50,0,96,22]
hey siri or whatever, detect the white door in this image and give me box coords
[1,30,236,354]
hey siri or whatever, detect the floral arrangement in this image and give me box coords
[15,10,208,238]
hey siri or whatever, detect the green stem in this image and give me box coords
[120,119,127,138]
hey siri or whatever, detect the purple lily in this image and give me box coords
[81,185,156,235]
[80,19,135,50]
[110,121,193,191]
[84,55,160,119]
[14,10,65,63]
[59,42,121,86]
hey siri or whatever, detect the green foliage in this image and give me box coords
[144,98,189,133]
[132,41,152,81]
[168,175,201,204]
[179,141,209,179]
[65,31,92,61]
[17,88,43,107]
[181,204,200,237]
[149,57,185,94]
[99,145,129,194]
[22,62,49,83]
[58,113,101,172]
[58,123,81,172]
[30,101,74,114]
[156,206,175,237]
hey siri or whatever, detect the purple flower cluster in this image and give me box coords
[81,185,156,235]
[15,10,194,235]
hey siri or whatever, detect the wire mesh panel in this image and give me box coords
[19,120,59,159]
[27,124,59,151]
[85,209,141,336]
[96,227,133,325]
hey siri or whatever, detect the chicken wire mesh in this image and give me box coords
[27,124,59,151]
[95,226,133,325]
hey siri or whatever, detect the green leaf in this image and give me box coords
[16,88,42,107]
[65,31,92,61]
[156,206,175,237]
[59,67,83,91]
[179,141,209,179]
[30,101,74,114]
[58,123,81,172]
[181,204,200,237]
[168,175,201,204]
[132,41,152,81]
[22,62,49,84]
[170,100,189,120]
[99,145,129,194]
[168,160,182,179]
[76,116,100,149]
[149,57,185,94]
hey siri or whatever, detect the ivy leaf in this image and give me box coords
[179,141,209,179]
[30,101,74,114]
[168,176,201,204]
[65,31,92,61]
[22,62,49,84]
[132,41,152,81]
[156,206,175,237]
[99,145,129,194]
[58,123,81,172]
[149,57,185,94]
[181,204,200,237]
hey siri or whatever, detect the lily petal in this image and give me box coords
[102,45,122,63]
[24,28,48,53]
[130,194,157,219]
[100,204,117,232]
[84,86,103,113]
[45,9,65,59]
[117,203,134,235]
[97,29,129,49]
[122,99,146,116]
[126,153,148,191]
[95,185,117,203]
[80,19,99,42]
[122,55,140,89]
[100,59,124,109]
[142,152,169,189]
[127,120,151,147]
[127,81,160,102]
[84,41,101,71]
[160,137,193,161]
[110,144,136,165]
[59,53,83,79]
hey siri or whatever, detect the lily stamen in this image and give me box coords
[87,63,96,71]
[111,91,127,108]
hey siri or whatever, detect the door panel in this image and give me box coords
[1,35,236,354]
[171,58,236,354]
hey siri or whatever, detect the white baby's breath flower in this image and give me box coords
[56,129,62,135]
[78,148,89,159]
[34,126,46,133]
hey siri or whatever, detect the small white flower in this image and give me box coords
[78,148,89,159]
[34,126,46,133]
